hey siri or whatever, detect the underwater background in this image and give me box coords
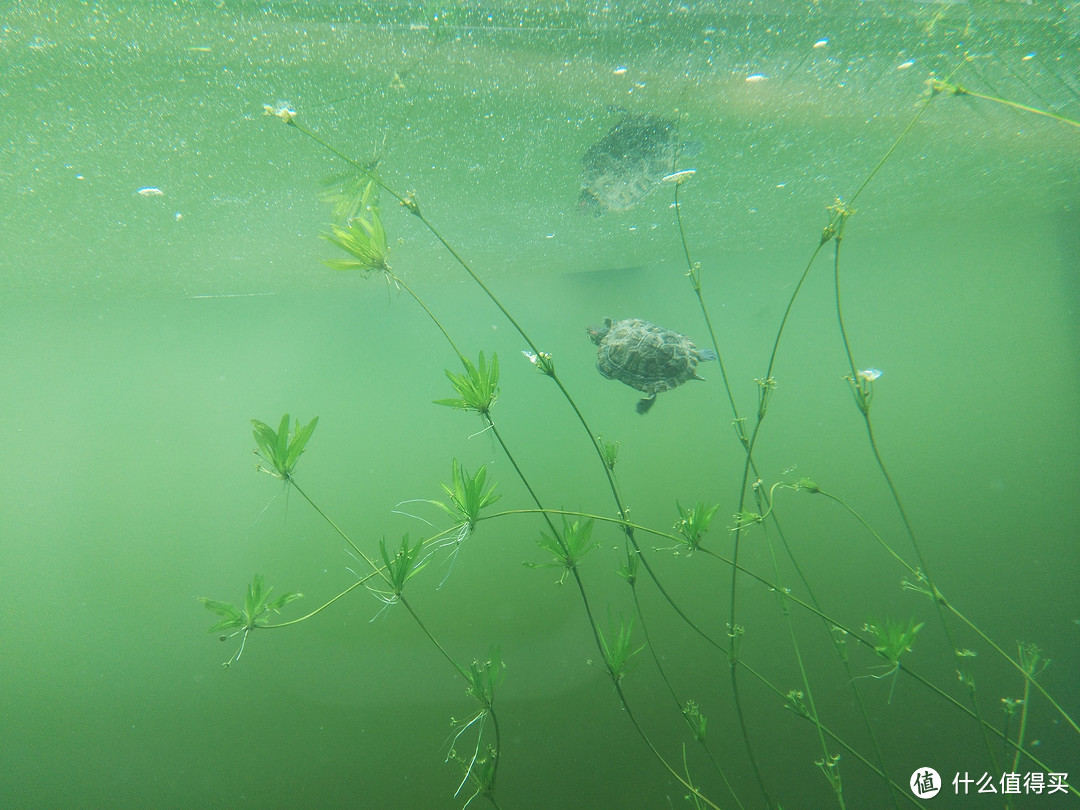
[1,1,1078,808]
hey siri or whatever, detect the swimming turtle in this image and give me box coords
[587,318,717,413]
[579,113,696,214]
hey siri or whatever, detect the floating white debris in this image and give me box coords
[136,187,164,197]
[614,66,628,75]
[898,60,915,70]
[813,38,828,49]
[661,169,696,184]
[262,101,296,122]
[1023,53,1036,61]
[746,73,766,83]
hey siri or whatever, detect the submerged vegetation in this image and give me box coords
[198,50,1080,809]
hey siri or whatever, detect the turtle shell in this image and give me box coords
[580,114,683,213]
[588,318,716,411]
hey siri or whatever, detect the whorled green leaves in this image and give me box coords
[1018,641,1050,679]
[321,177,390,275]
[367,533,430,619]
[674,501,721,552]
[526,516,597,584]
[435,352,499,417]
[682,699,708,743]
[252,414,319,482]
[197,574,302,667]
[380,533,430,597]
[596,435,620,471]
[462,646,505,710]
[323,169,381,224]
[597,611,645,685]
[447,648,505,808]
[865,616,924,665]
[859,616,925,703]
[435,459,500,531]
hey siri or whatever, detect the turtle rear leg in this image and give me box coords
[636,394,657,414]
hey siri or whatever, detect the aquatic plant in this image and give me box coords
[367,533,429,618]
[434,459,500,534]
[673,500,721,552]
[435,352,500,417]
[196,55,1080,810]
[859,617,925,703]
[251,414,318,483]
[595,611,645,685]
[527,515,597,584]
[197,574,302,667]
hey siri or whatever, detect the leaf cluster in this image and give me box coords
[453,744,497,810]
[1018,642,1050,679]
[682,699,707,742]
[527,516,597,584]
[379,533,430,596]
[616,547,640,588]
[596,435,620,471]
[321,179,389,275]
[252,414,319,481]
[865,616,924,664]
[674,501,721,551]
[435,459,500,530]
[434,352,499,416]
[323,171,380,224]
[597,612,645,684]
[197,574,302,666]
[462,647,505,709]
[198,573,302,634]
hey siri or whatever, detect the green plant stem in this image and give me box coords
[948,604,1077,737]
[674,165,846,810]
[611,682,725,810]
[386,268,465,360]
[1010,675,1032,774]
[400,595,504,801]
[298,110,732,800]
[758,516,847,809]
[291,474,504,801]
[275,87,1080,806]
[486,419,729,807]
[931,79,1080,129]
[831,236,1006,787]
[812,487,1079,738]
[483,507,1080,765]
[287,117,697,628]
[629,585,746,810]
[290,480,391,587]
[756,487,900,810]
[265,578,368,627]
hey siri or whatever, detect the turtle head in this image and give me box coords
[577,188,604,216]
[586,317,613,346]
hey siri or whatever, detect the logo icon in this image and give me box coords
[911,767,941,798]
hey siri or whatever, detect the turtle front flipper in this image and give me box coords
[636,393,657,414]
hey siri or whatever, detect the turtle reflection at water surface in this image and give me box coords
[579,113,699,214]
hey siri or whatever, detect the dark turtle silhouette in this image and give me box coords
[587,317,717,413]
[579,113,695,213]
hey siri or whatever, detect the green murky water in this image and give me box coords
[2,2,1078,808]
